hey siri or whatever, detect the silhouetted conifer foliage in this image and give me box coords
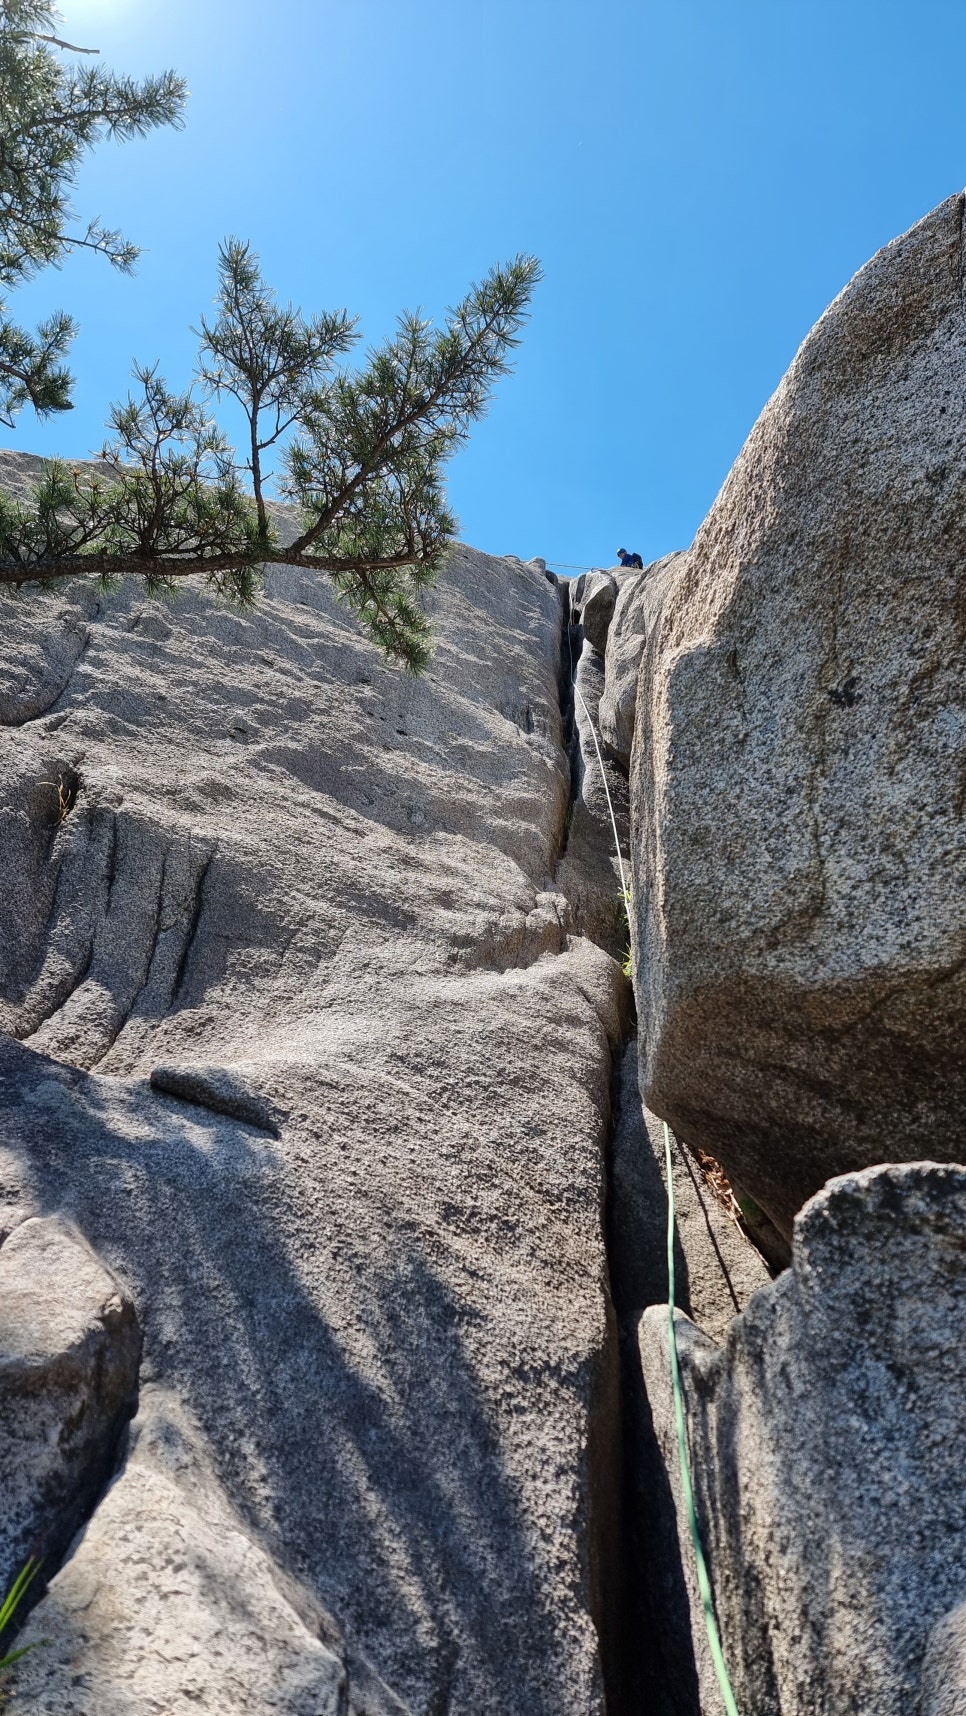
[0,3,540,668]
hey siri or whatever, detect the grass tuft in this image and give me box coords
[0,1559,45,1698]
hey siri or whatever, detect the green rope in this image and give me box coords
[664,1121,741,1716]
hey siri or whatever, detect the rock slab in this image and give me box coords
[555,613,630,951]
[0,482,629,1715]
[630,193,966,1236]
[608,1043,769,1346]
[571,572,619,654]
[598,552,687,773]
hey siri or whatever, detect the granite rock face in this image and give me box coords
[0,1215,140,1602]
[598,553,687,773]
[630,193,966,1236]
[0,460,629,1714]
[640,1162,966,1716]
[921,1603,966,1716]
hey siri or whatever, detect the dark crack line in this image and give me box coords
[172,842,217,1006]
[672,1132,742,1315]
[87,843,174,1070]
[21,808,116,1041]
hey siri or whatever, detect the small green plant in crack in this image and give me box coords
[0,1559,44,1698]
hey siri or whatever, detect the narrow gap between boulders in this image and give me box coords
[552,583,584,869]
[551,576,669,1716]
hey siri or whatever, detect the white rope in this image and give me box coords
[572,679,628,901]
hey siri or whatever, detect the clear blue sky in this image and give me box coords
[11,0,966,568]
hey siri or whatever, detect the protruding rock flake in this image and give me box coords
[641,1163,966,1716]
[0,1215,140,1602]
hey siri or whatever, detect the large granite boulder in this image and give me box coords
[0,461,630,1714]
[630,193,966,1237]
[640,1161,966,1716]
[0,1216,140,1603]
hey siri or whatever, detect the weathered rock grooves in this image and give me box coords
[0,511,643,1714]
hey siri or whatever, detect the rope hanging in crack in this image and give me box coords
[664,1120,741,1716]
[564,601,740,1713]
[564,599,628,901]
[571,680,628,901]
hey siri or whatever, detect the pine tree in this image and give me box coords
[0,0,186,423]
[0,5,540,669]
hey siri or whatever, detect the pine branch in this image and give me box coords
[10,30,99,52]
[0,3,541,674]
[0,546,427,583]
[0,3,187,424]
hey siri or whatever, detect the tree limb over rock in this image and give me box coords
[0,6,541,669]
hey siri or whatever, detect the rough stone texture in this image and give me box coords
[571,572,619,654]
[599,553,687,772]
[0,1215,140,1600]
[630,193,966,1237]
[8,1388,352,1716]
[640,1162,966,1716]
[0,457,630,1714]
[921,1603,966,1716]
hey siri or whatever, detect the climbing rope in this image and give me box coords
[571,680,628,900]
[664,1121,741,1716]
[565,614,740,1713]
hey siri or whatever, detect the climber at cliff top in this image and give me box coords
[617,547,644,568]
